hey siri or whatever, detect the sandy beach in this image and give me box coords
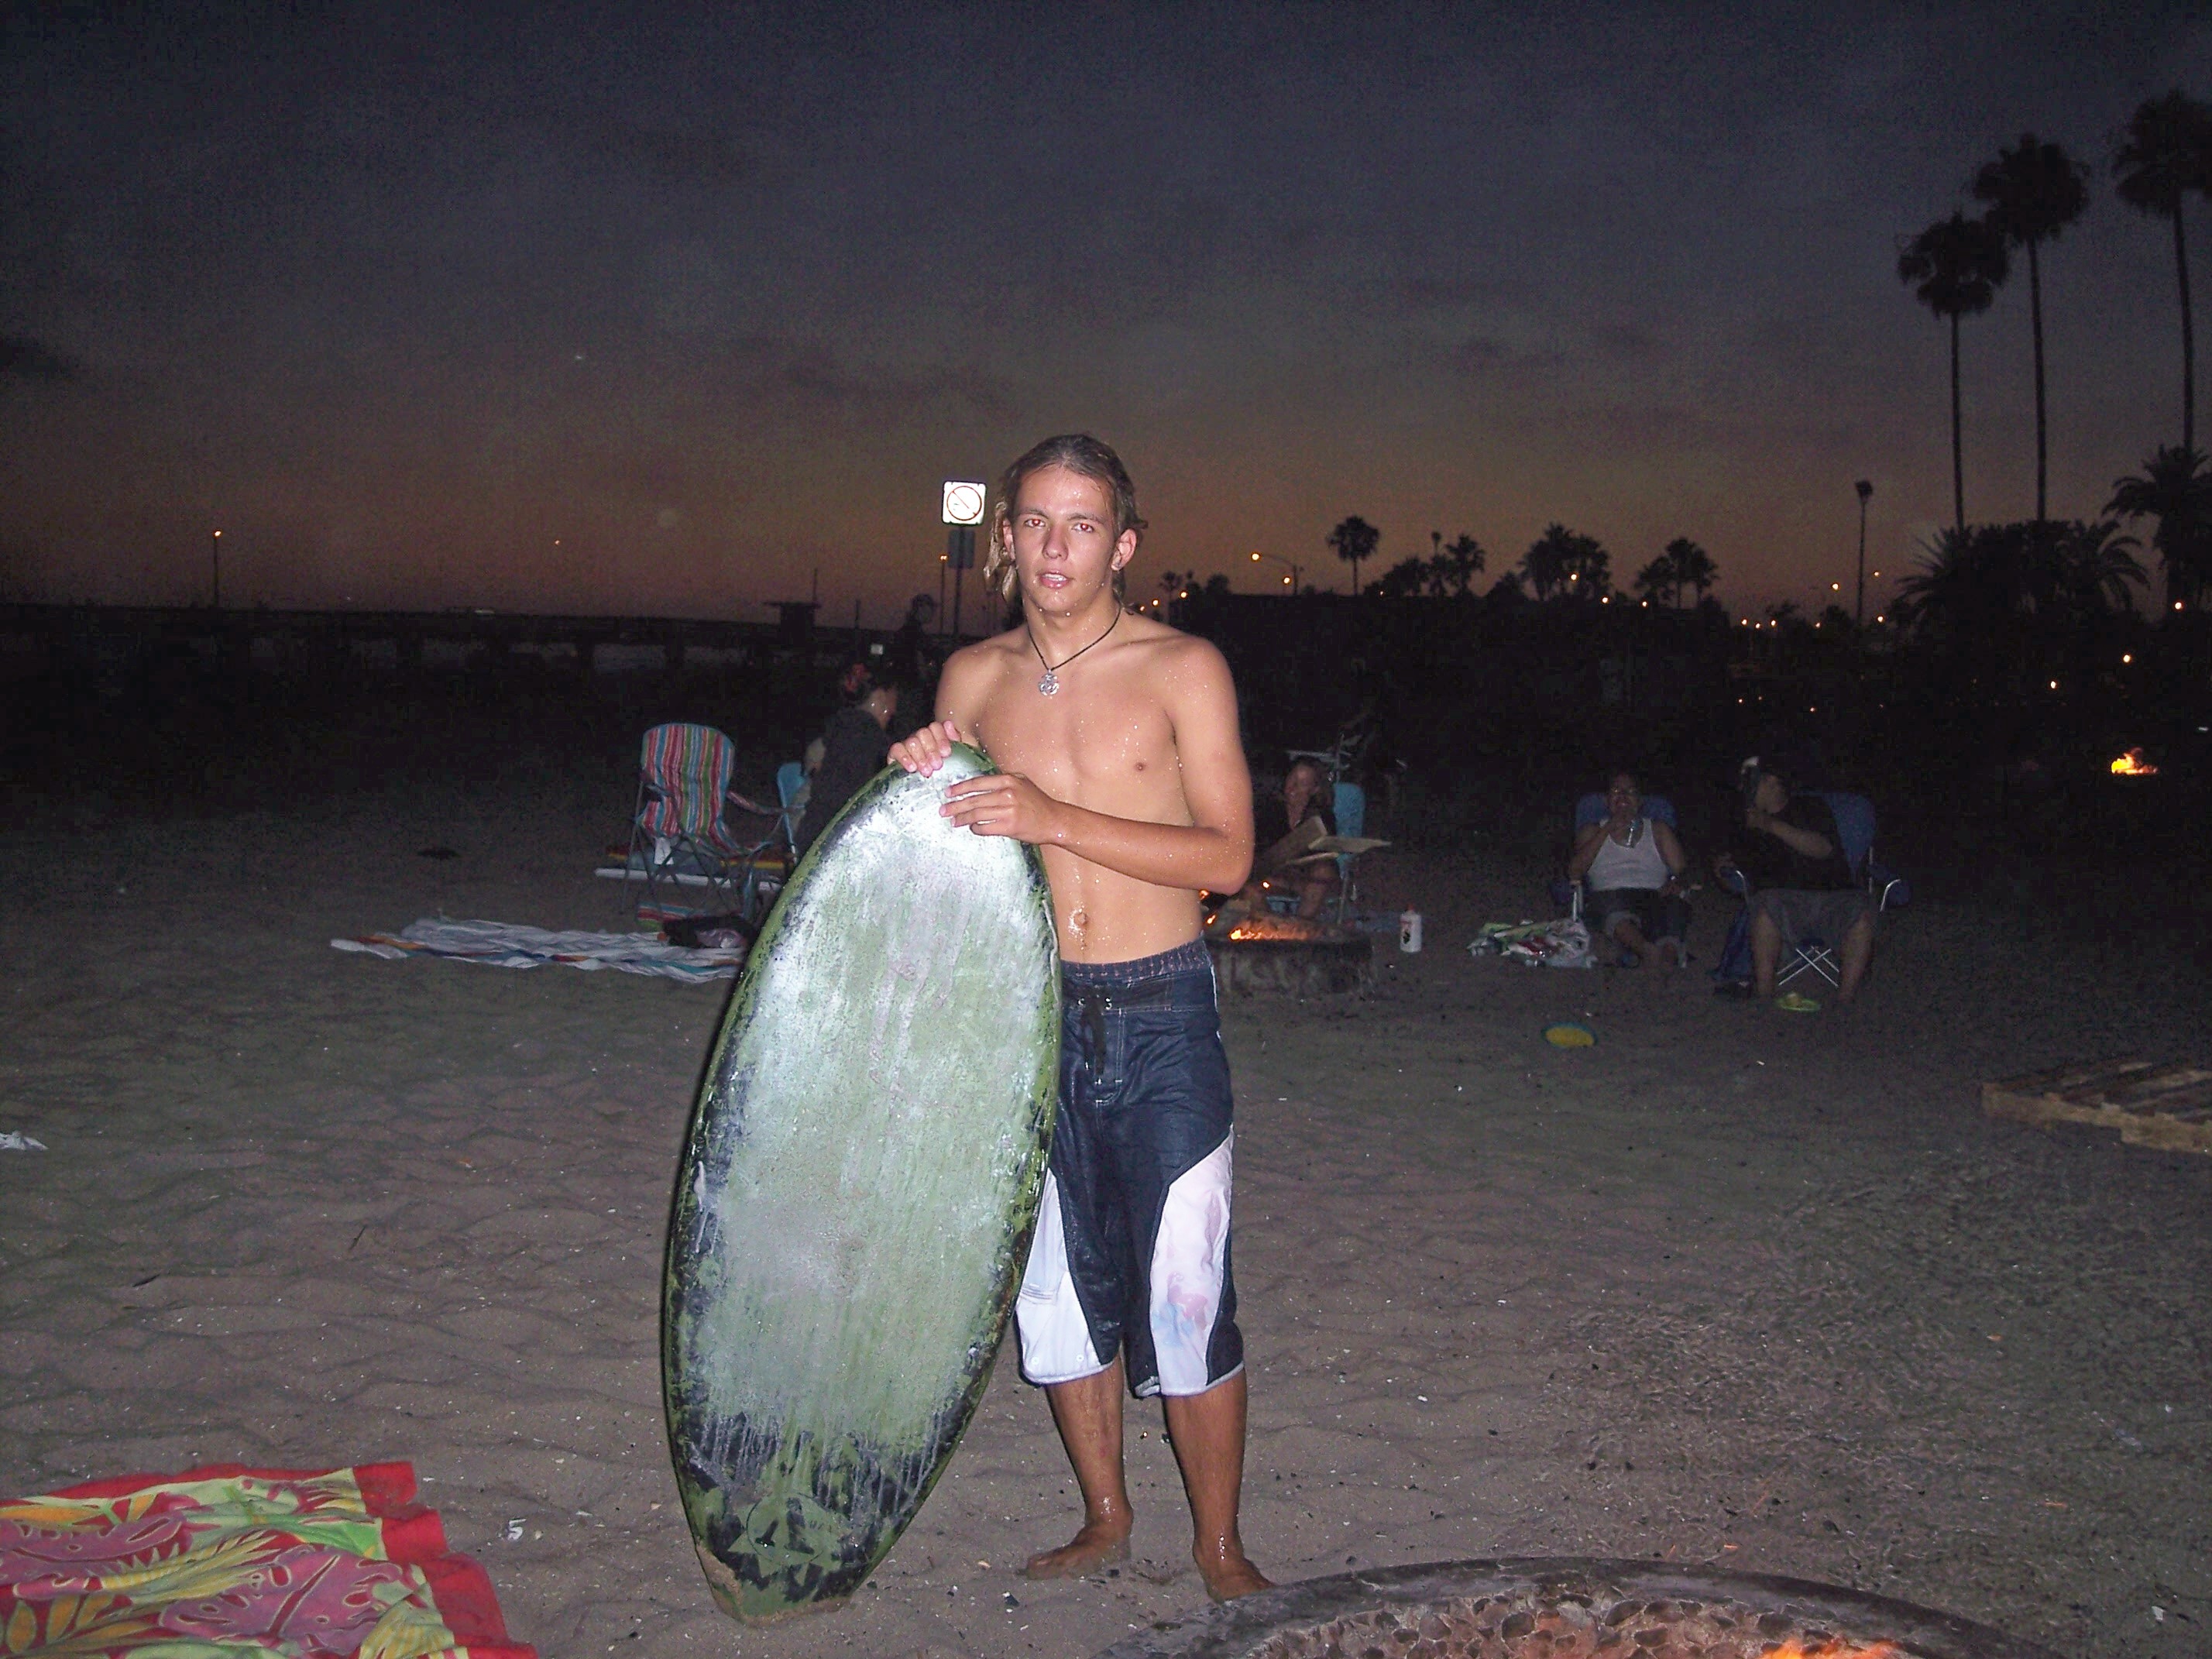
[2,697,2207,1659]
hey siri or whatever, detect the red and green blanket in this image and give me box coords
[0,1463,533,1658]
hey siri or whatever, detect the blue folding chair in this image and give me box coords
[776,761,807,855]
[1716,792,1909,991]
[1551,792,1678,922]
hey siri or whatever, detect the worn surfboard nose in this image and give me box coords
[661,743,1060,1623]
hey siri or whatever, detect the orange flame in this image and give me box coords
[1219,914,1334,943]
[2110,747,2159,776]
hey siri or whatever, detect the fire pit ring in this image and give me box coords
[1088,1558,2060,1659]
[1207,917,1374,997]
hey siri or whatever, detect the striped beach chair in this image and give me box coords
[626,723,783,924]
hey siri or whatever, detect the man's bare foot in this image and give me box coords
[1019,1523,1132,1580]
[1198,1549,1273,1602]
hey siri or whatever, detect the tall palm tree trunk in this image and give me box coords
[2176,206,2195,455]
[2028,240,2047,522]
[1949,311,1966,531]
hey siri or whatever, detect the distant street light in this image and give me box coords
[1249,549,1302,592]
[1853,479,1873,630]
[211,529,222,609]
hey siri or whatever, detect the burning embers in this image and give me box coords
[1251,1592,1906,1659]
[2109,747,2159,777]
[1221,913,1341,943]
[1206,913,1374,995]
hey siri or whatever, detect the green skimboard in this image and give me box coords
[661,744,1060,1622]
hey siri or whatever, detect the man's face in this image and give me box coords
[1753,774,1788,814]
[1007,465,1135,615]
[1605,776,1640,815]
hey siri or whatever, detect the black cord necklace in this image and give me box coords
[1027,605,1121,696]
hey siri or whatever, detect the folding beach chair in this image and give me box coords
[1328,780,1372,925]
[776,761,807,858]
[1551,792,1678,925]
[1253,776,1384,925]
[1774,793,1908,989]
[1712,792,1910,991]
[625,724,785,925]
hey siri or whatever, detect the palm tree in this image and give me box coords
[2107,444,2212,609]
[1428,533,1486,596]
[1894,524,1994,637]
[2046,519,2146,616]
[1973,133,2091,522]
[1520,526,1568,599]
[1666,537,1717,608]
[1520,524,1607,600]
[1369,556,1427,598]
[1632,553,1678,607]
[1327,516,1380,594]
[2114,91,2212,454]
[1898,211,2011,531]
[1899,518,2145,693]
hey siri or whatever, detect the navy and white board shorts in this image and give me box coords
[1016,937,1243,1400]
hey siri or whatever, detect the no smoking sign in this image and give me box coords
[941,480,987,525]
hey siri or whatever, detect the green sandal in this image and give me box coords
[1775,991,1822,1014]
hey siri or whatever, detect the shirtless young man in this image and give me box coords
[888,434,1271,1602]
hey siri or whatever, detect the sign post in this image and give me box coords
[943,481,984,642]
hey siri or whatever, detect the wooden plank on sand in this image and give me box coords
[1982,1059,2212,1155]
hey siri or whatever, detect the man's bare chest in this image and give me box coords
[974,678,1184,815]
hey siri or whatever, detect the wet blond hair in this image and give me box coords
[982,433,1146,607]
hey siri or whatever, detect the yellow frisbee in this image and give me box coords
[1543,1022,1596,1048]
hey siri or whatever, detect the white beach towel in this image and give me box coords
[333,918,746,981]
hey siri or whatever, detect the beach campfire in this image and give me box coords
[1221,911,1338,943]
[1206,911,1375,994]
[2108,747,2158,776]
[1099,1559,2053,1659]
[1247,1602,1908,1659]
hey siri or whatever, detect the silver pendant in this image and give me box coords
[1038,670,1059,696]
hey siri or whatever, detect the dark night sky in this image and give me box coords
[3,2,2208,623]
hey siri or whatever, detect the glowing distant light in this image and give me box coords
[1871,568,1881,578]
[2121,652,2133,664]
[2049,679,2059,689]
[2178,601,2187,611]
[1601,595,1611,603]
[1830,582,1840,591]
[1876,613,1885,623]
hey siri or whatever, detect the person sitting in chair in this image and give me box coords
[1716,758,1875,1006]
[1567,771,1690,967]
[795,674,900,857]
[1239,757,1340,919]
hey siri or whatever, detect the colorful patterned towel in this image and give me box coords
[331,919,746,981]
[0,1462,533,1658]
